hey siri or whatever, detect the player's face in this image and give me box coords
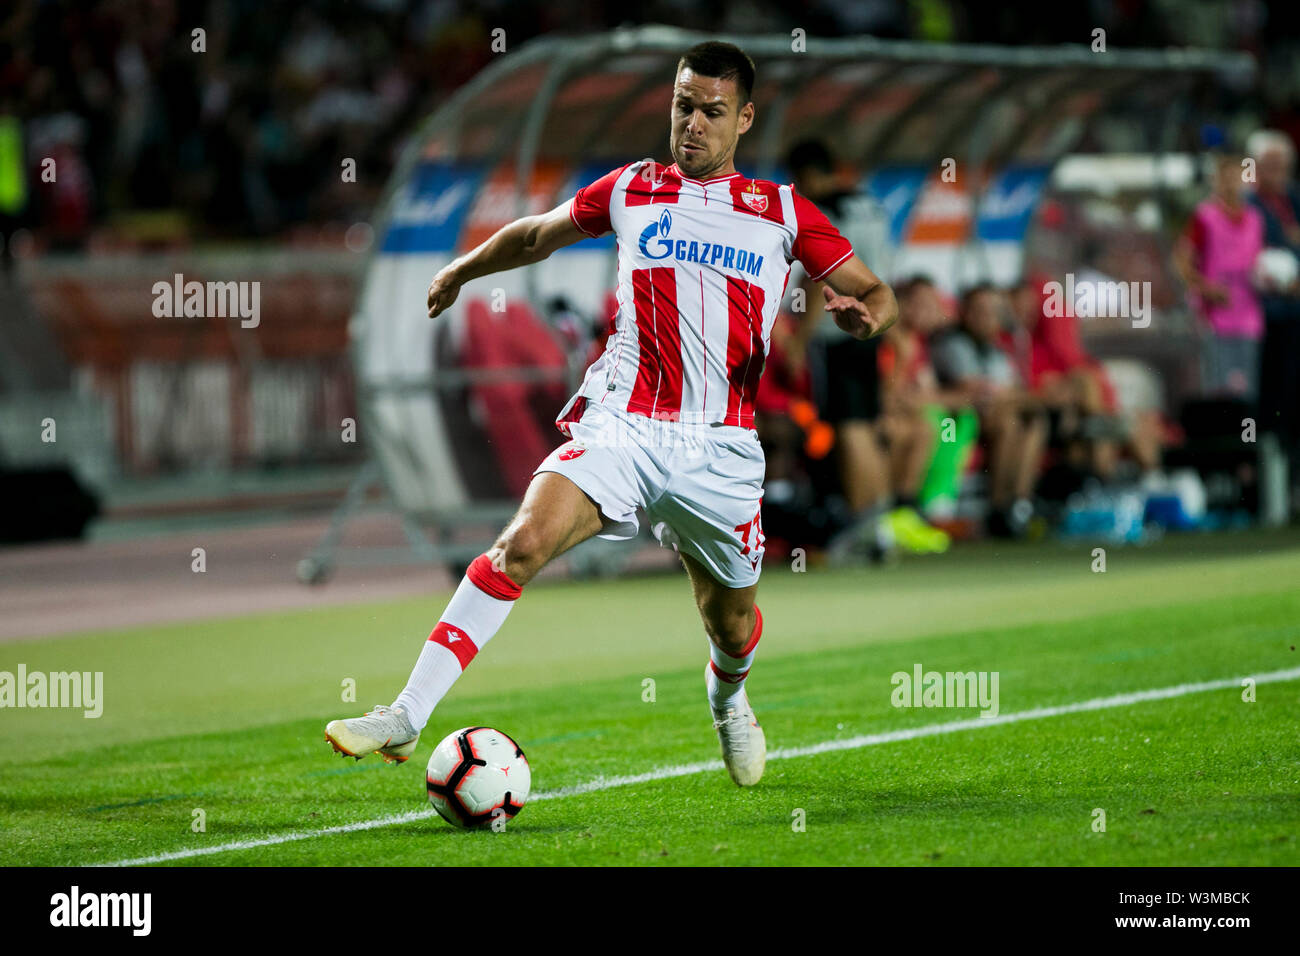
[669,68,754,179]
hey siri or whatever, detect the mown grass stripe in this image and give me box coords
[95,665,1300,867]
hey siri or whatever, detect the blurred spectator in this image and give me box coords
[1006,276,1120,477]
[880,276,975,519]
[786,138,898,560]
[1173,152,1265,402]
[3,0,1297,251]
[1006,277,1163,480]
[0,93,26,271]
[755,310,824,488]
[877,276,952,550]
[754,308,839,557]
[931,284,1046,536]
[1246,129,1300,479]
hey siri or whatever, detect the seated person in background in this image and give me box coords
[756,310,830,489]
[877,276,956,550]
[930,284,1047,537]
[1006,277,1163,478]
[786,138,897,562]
[1005,277,1122,478]
[754,309,838,557]
[881,278,979,519]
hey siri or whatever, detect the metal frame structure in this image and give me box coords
[298,25,1253,584]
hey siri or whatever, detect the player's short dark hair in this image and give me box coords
[677,41,756,104]
[786,139,834,177]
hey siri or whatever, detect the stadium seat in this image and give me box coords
[460,299,570,498]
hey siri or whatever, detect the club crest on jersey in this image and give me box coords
[558,442,587,461]
[739,182,768,214]
[637,210,765,277]
[729,179,784,223]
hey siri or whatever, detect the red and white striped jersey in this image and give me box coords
[556,159,854,431]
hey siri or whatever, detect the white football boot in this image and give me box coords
[707,665,767,786]
[324,704,419,764]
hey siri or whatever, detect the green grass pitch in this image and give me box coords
[2,530,1299,866]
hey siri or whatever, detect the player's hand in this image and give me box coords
[427,266,463,318]
[822,285,879,339]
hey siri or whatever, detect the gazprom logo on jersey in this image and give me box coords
[638,210,764,276]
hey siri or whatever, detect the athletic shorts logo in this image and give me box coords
[558,443,587,461]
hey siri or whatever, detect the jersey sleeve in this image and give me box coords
[791,191,855,281]
[569,165,626,238]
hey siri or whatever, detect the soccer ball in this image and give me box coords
[425,726,531,828]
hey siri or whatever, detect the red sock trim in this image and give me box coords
[466,554,522,601]
[720,604,763,660]
[710,659,749,683]
[429,621,479,669]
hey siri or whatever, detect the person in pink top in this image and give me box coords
[1174,152,1265,401]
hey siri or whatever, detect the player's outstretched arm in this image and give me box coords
[427,200,588,318]
[821,255,899,340]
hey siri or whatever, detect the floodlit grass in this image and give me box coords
[2,530,1298,866]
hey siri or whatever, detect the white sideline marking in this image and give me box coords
[97,666,1300,866]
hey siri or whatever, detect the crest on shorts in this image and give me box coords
[558,442,586,461]
[739,182,768,214]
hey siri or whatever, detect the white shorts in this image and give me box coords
[534,399,766,588]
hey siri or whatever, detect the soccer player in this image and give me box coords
[325,41,897,786]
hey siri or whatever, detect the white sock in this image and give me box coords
[706,605,762,712]
[393,554,522,730]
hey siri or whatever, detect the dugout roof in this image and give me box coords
[395,25,1253,209]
